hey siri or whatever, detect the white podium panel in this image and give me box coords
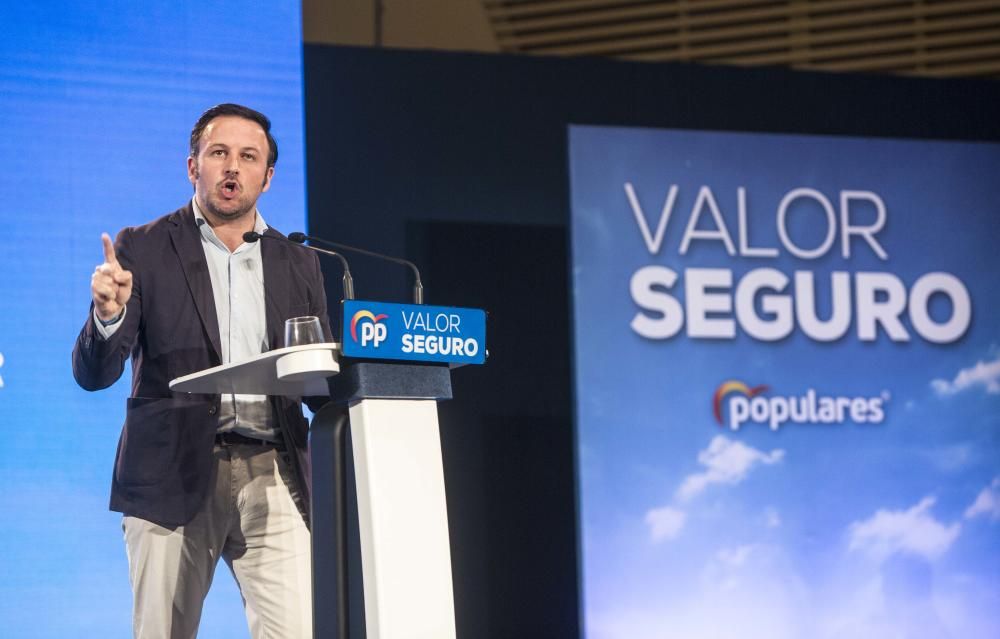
[349,398,456,639]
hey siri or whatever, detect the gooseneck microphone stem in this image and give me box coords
[243,231,355,300]
[288,232,424,305]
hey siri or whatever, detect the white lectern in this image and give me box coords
[170,342,456,639]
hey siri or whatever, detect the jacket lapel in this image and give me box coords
[262,227,291,350]
[168,204,223,364]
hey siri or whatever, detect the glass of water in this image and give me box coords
[284,316,324,347]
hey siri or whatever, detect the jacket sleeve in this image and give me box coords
[71,227,142,391]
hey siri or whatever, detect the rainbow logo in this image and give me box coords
[350,310,388,342]
[713,380,769,425]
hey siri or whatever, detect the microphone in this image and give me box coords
[243,231,355,300]
[288,232,424,305]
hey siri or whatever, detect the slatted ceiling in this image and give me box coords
[490,0,778,34]
[493,0,863,42]
[657,18,1000,65]
[818,41,1000,72]
[484,0,1000,79]
[924,56,1000,77]
[493,1,994,51]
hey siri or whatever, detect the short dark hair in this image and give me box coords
[189,103,278,168]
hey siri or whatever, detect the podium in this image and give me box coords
[172,300,486,638]
[170,331,469,638]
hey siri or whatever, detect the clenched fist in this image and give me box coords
[91,233,133,322]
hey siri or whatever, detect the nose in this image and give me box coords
[225,155,240,175]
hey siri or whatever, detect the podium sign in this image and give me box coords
[341,300,486,365]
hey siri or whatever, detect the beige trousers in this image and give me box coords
[123,444,312,639]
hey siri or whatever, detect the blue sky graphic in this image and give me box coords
[569,125,1000,639]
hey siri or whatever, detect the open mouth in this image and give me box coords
[222,181,239,197]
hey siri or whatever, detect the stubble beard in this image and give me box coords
[193,166,256,223]
[201,194,254,222]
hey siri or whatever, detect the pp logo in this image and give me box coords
[713,380,768,425]
[350,311,388,348]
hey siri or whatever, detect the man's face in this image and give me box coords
[187,115,274,222]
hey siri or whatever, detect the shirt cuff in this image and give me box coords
[94,306,126,339]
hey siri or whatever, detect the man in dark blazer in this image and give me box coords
[73,104,328,638]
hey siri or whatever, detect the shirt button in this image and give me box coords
[208,406,217,415]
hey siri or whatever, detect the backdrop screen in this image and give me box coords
[570,125,1000,639]
[0,2,305,635]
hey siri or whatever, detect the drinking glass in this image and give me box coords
[284,316,324,347]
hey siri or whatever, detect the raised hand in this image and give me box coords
[91,233,133,322]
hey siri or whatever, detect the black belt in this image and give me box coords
[215,431,285,450]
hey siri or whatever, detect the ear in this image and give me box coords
[261,166,274,193]
[187,156,198,184]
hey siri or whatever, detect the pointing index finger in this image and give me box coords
[101,233,118,265]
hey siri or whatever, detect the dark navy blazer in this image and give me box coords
[72,203,331,527]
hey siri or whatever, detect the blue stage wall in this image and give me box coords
[0,2,305,635]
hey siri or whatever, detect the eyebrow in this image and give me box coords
[206,142,262,152]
